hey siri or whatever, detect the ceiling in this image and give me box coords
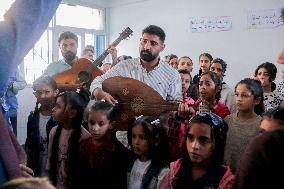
[63,0,150,8]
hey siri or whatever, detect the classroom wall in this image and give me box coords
[107,0,284,88]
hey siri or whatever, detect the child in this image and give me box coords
[259,107,284,133]
[178,57,198,100]
[225,78,264,172]
[47,90,91,189]
[255,62,283,110]
[75,101,131,189]
[166,112,234,189]
[210,58,236,113]
[177,56,193,73]
[168,54,178,69]
[195,71,230,119]
[25,76,59,177]
[192,53,213,85]
[168,69,195,160]
[127,116,170,189]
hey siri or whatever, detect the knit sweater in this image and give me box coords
[224,113,262,173]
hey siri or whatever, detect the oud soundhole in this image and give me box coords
[78,71,92,83]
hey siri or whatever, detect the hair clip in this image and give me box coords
[151,119,160,125]
[136,115,143,120]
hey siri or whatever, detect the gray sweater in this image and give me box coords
[224,113,262,173]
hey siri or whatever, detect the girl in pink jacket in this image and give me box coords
[166,112,234,189]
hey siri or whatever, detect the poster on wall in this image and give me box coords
[190,16,232,33]
[247,8,284,29]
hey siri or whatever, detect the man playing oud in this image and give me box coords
[91,25,182,103]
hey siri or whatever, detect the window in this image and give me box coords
[21,3,106,84]
[56,4,104,30]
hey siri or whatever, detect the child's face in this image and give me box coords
[88,111,111,142]
[180,73,191,94]
[169,58,178,69]
[199,56,211,73]
[235,84,259,112]
[131,124,150,161]
[33,84,58,106]
[186,123,214,165]
[102,64,111,73]
[259,117,284,133]
[210,63,224,79]
[199,74,217,102]
[256,67,270,87]
[51,96,67,122]
[178,57,193,72]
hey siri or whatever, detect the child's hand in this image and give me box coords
[19,164,34,177]
[178,103,195,117]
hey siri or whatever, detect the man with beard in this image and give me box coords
[90,25,182,149]
[90,25,182,104]
[45,31,78,77]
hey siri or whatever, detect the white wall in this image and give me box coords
[17,85,37,144]
[107,0,284,88]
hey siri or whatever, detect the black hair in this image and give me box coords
[127,116,169,164]
[199,71,223,102]
[198,53,213,75]
[212,58,227,74]
[254,62,277,91]
[49,89,89,187]
[281,8,284,21]
[199,53,213,62]
[174,113,228,188]
[168,54,178,61]
[58,31,78,44]
[117,55,132,63]
[178,69,192,84]
[142,25,166,43]
[263,107,284,126]
[89,101,117,123]
[235,78,264,116]
[178,56,193,64]
[32,76,57,119]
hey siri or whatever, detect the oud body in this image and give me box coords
[102,76,179,130]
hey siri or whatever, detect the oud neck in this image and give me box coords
[93,37,122,67]
[162,102,179,112]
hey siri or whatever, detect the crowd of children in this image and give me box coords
[0,0,283,188]
[4,50,284,189]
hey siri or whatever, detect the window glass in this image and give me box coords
[56,4,104,30]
